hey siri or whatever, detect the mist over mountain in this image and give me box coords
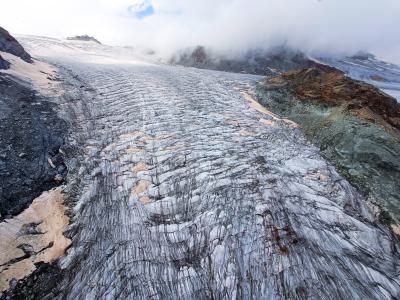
[170,45,318,76]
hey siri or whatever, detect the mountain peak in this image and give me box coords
[66,35,101,44]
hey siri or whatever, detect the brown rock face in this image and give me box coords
[265,64,400,130]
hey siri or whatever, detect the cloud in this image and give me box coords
[1,0,400,63]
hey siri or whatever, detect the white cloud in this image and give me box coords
[1,0,400,62]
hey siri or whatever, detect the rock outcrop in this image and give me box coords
[0,26,32,63]
[66,35,101,44]
[256,64,400,227]
[318,53,400,102]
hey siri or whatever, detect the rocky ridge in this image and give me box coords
[319,53,400,101]
[0,27,68,220]
[0,28,71,296]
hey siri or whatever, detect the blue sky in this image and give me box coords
[1,0,400,63]
[127,0,154,19]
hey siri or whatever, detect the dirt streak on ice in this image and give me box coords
[0,188,71,292]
